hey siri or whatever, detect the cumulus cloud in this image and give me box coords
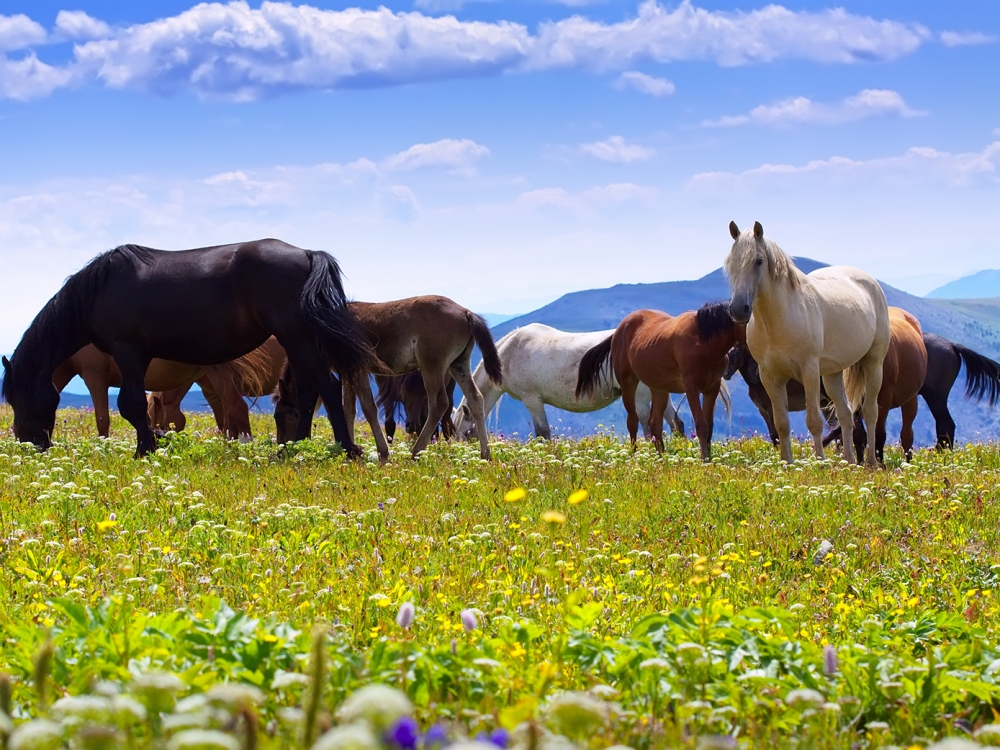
[940,30,998,47]
[580,135,655,163]
[0,1,933,101]
[703,89,924,127]
[53,11,112,41]
[383,138,490,171]
[517,182,651,211]
[690,140,1000,188]
[0,55,78,101]
[0,14,46,52]
[614,70,674,96]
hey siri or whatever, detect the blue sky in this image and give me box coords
[1,0,999,356]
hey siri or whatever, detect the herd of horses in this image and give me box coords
[3,228,1000,467]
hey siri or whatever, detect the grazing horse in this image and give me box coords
[724,221,890,466]
[148,336,287,439]
[1,239,378,456]
[727,307,927,461]
[51,344,265,439]
[452,324,684,441]
[376,371,457,442]
[276,296,501,460]
[576,303,741,461]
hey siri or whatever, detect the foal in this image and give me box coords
[577,303,743,461]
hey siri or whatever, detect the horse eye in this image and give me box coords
[755,258,763,267]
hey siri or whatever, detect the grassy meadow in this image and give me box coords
[2,405,1000,749]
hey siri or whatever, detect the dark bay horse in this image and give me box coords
[2,240,378,456]
[576,302,742,461]
[276,296,502,460]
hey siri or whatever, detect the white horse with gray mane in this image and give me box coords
[453,323,684,440]
[724,221,890,467]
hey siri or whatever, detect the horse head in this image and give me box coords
[2,354,58,450]
[452,403,476,441]
[723,220,768,324]
[723,342,760,384]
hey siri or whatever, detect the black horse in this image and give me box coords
[2,239,380,456]
[725,332,1000,450]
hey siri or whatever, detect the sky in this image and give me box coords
[1,0,999,358]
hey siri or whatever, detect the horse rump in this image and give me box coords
[954,343,1000,407]
[466,312,503,385]
[300,250,385,380]
[575,335,613,399]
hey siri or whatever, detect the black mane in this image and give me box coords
[695,301,735,341]
[2,244,154,402]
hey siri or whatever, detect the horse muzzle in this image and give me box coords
[728,301,752,324]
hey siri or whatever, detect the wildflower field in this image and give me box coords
[2,406,1000,750]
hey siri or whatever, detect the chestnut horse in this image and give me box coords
[276,296,502,460]
[726,307,927,461]
[148,337,286,439]
[576,302,742,460]
[51,344,265,438]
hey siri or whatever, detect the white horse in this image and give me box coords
[724,221,890,466]
[453,323,684,440]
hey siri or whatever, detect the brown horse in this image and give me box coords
[725,306,927,461]
[376,371,457,442]
[51,344,264,438]
[148,336,286,439]
[576,302,743,460]
[276,296,502,460]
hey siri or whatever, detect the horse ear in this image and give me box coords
[753,221,764,240]
[729,221,740,240]
[1,355,9,373]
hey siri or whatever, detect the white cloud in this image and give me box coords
[383,138,490,171]
[0,54,78,101]
[0,14,46,52]
[201,170,294,206]
[941,30,998,47]
[614,70,674,96]
[517,181,651,211]
[690,140,1000,188]
[703,89,924,128]
[580,135,655,163]
[53,11,112,41]
[0,1,931,101]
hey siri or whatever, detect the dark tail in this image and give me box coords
[955,343,1000,407]
[467,312,503,385]
[300,250,382,380]
[376,374,403,421]
[576,336,613,399]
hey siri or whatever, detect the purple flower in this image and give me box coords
[489,729,510,749]
[823,645,838,676]
[396,602,415,629]
[387,716,419,750]
[423,724,448,747]
[460,609,478,631]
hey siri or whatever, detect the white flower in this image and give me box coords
[271,672,310,690]
[311,724,380,750]
[9,720,63,750]
[52,695,111,722]
[205,683,265,709]
[785,688,825,708]
[167,729,241,750]
[544,691,608,739]
[336,685,413,732]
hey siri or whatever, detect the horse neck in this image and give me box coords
[474,362,502,414]
[14,309,90,392]
[753,274,797,328]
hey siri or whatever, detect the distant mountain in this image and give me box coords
[479,258,1000,447]
[927,270,1000,299]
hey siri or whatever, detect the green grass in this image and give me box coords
[2,406,1000,749]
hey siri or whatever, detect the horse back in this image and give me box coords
[806,265,890,367]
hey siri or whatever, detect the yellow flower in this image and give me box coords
[541,510,566,525]
[567,489,589,505]
[504,488,527,503]
[97,519,117,532]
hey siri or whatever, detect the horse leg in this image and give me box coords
[665,397,685,437]
[699,385,721,462]
[342,378,358,443]
[440,379,457,440]
[798,363,829,460]
[207,375,251,441]
[922,392,955,450]
[109,347,155,456]
[412,370,452,458]
[82,373,111,438]
[852,412,867,463]
[450,360,491,460]
[522,395,551,440]
[649,391,671,455]
[199,378,228,436]
[759,368,793,463]
[353,377,391,462]
[821,371,855,464]
[636,394,656,441]
[874,389,891,465]
[315,371,362,458]
[859,357,885,468]
[619,375,641,450]
[900,397,918,461]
